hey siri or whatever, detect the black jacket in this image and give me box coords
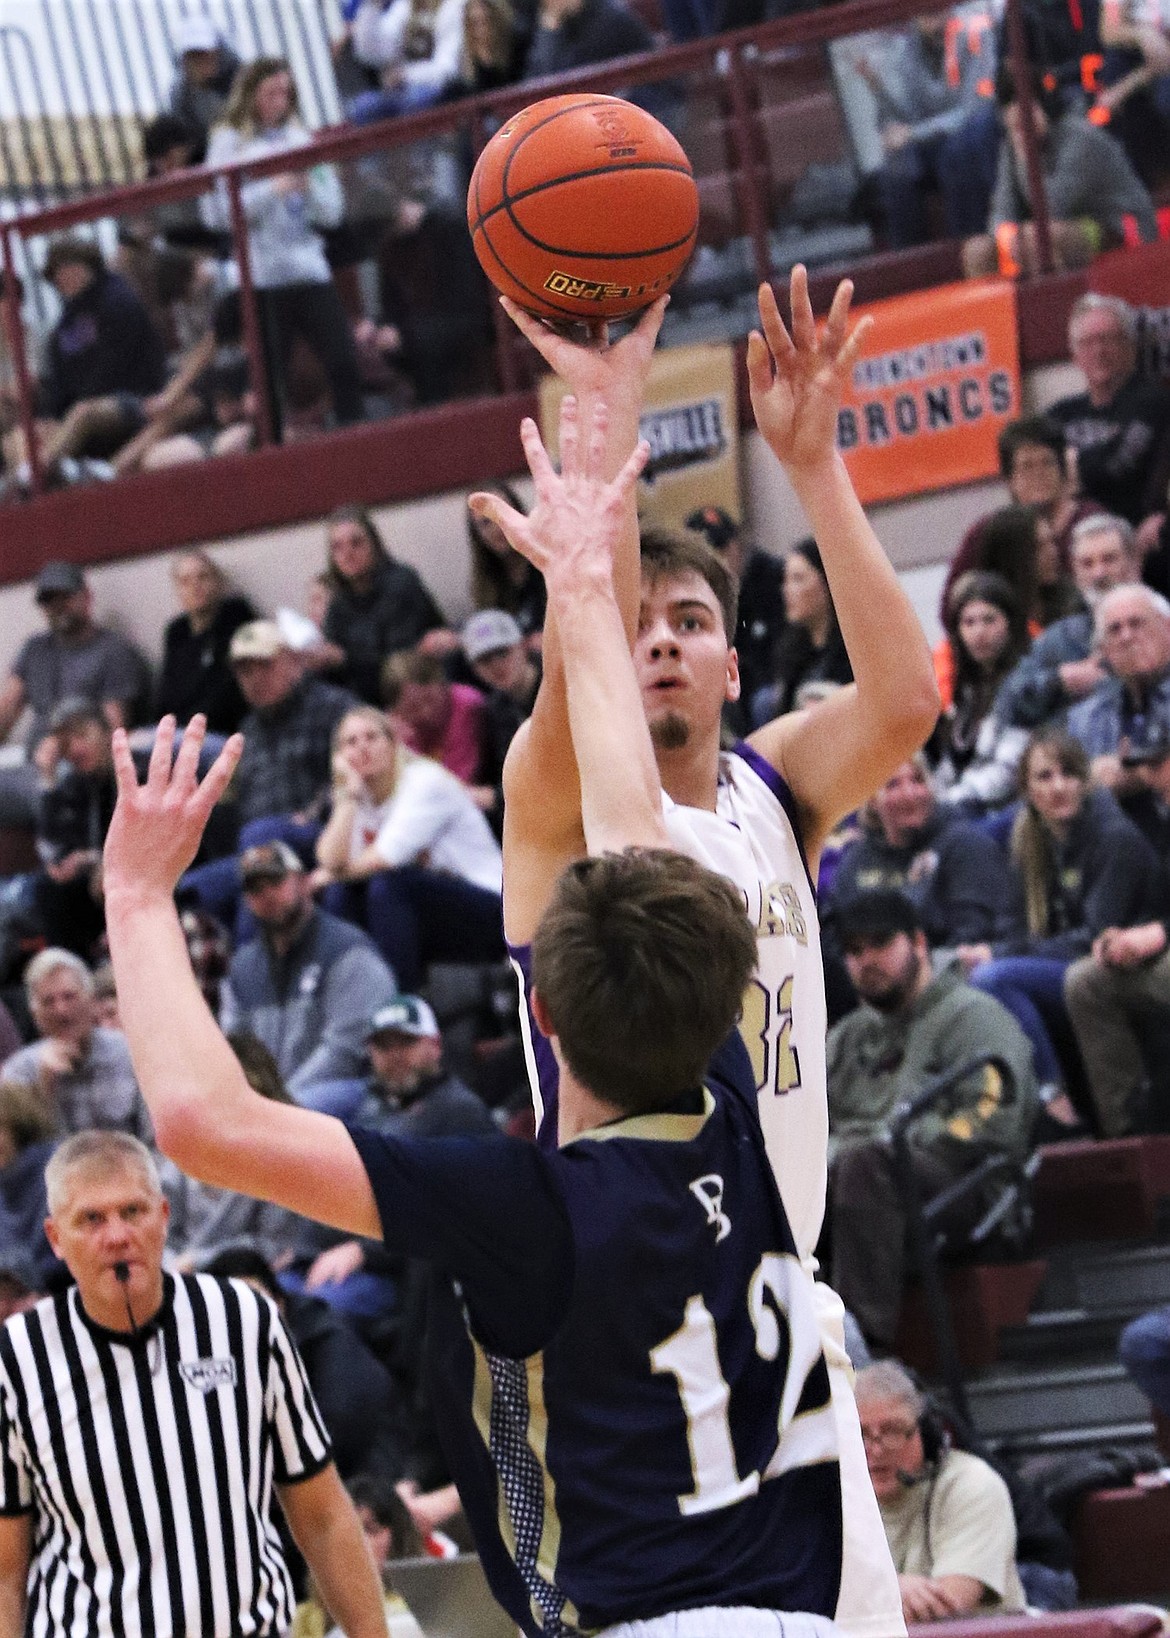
[323,557,444,703]
[155,595,256,734]
[42,270,166,418]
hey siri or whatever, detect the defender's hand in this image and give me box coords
[747,265,870,478]
[105,716,242,901]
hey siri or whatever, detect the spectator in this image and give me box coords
[230,617,357,832]
[292,996,494,1318]
[315,706,504,989]
[453,0,524,92]
[155,549,256,733]
[382,649,486,784]
[467,482,546,641]
[1063,737,1170,1135]
[856,1360,1027,1620]
[961,67,1157,278]
[166,1031,315,1270]
[997,513,1141,730]
[1097,0,1170,182]
[0,1081,58,1293]
[830,756,1011,947]
[749,537,852,725]
[1119,1307,1170,1419]
[348,0,469,121]
[857,9,1000,249]
[461,609,540,837]
[959,728,1161,1119]
[0,561,150,826]
[683,507,787,730]
[220,840,398,1097]
[2,948,153,1142]
[1067,584,1170,816]
[28,237,168,479]
[205,1245,406,1485]
[203,60,365,434]
[522,0,654,82]
[931,571,1030,813]
[166,13,242,149]
[90,961,119,1030]
[33,699,119,957]
[319,507,446,703]
[139,113,216,245]
[827,890,1038,1352]
[1046,294,1170,530]
[942,416,1103,621]
[0,1253,43,1324]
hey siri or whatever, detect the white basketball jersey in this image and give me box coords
[663,743,828,1271]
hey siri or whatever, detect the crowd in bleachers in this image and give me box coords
[3,0,1170,498]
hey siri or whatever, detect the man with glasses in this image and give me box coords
[855,1360,1026,1624]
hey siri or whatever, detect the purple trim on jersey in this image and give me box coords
[508,939,560,1149]
[731,740,817,900]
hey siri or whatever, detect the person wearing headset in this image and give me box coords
[855,1360,1027,1623]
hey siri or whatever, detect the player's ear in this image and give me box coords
[725,646,741,704]
[531,988,555,1041]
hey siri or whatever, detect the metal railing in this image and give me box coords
[0,0,344,201]
[1,0,1058,496]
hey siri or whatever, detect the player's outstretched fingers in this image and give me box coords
[756,283,795,367]
[193,733,244,819]
[835,312,874,375]
[821,277,854,360]
[557,396,581,479]
[518,415,558,493]
[745,328,777,396]
[584,400,610,483]
[788,264,817,352]
[468,491,539,568]
[146,716,177,790]
[626,294,669,352]
[170,714,207,799]
[111,728,143,802]
[614,437,650,499]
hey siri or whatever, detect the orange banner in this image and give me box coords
[836,280,1020,505]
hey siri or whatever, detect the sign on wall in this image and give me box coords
[834,280,1021,505]
[538,342,741,532]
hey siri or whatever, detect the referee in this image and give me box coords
[0,1130,387,1638]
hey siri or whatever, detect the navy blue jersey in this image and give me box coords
[347,1038,842,1636]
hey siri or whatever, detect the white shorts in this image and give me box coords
[598,1611,839,1638]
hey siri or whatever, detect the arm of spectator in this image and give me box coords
[0,676,26,746]
[1094,921,1168,967]
[278,1467,387,1638]
[351,0,409,67]
[0,1515,31,1638]
[988,143,1020,233]
[304,162,345,231]
[396,1480,463,1536]
[747,271,939,859]
[144,332,217,420]
[285,947,397,1096]
[304,1238,365,1289]
[1099,4,1170,69]
[899,1573,984,1623]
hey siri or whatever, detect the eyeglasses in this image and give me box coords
[860,1420,918,1448]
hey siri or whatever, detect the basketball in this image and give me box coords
[467,94,699,323]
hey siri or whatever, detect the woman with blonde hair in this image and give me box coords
[958,728,1161,1125]
[315,706,503,987]
[202,58,363,432]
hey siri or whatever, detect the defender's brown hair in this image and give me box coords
[532,848,756,1114]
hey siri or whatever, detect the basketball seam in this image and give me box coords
[473,211,610,322]
[480,167,696,260]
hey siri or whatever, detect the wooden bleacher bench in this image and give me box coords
[895,1257,1049,1373]
[916,1606,1168,1638]
[1033,1137,1170,1246]
[1073,1485,1170,1601]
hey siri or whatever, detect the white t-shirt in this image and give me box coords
[353,759,502,894]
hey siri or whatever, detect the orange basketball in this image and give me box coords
[467,94,698,323]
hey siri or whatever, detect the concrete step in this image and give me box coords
[1035,1243,1170,1315]
[966,1362,1150,1440]
[997,1305,1150,1365]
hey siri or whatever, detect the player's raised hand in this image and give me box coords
[500,295,667,418]
[104,716,243,900]
[470,396,649,598]
[747,265,871,477]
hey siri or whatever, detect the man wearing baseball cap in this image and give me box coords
[684,507,786,730]
[0,563,149,825]
[167,13,241,148]
[462,610,541,840]
[220,841,397,1098]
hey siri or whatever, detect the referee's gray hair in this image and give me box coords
[45,1131,161,1216]
[24,947,94,1001]
[1068,292,1138,346]
[1094,582,1170,641]
[1069,512,1136,557]
[853,1360,925,1419]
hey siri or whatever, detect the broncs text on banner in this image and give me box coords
[835,280,1020,505]
[538,341,740,531]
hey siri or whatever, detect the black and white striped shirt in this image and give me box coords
[0,1272,332,1638]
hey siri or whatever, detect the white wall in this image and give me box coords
[0,356,1083,679]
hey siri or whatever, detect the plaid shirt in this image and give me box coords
[234,678,357,825]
